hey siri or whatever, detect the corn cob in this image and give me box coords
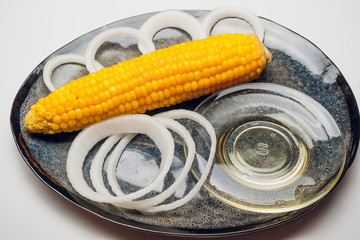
[25,33,272,134]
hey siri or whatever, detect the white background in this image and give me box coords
[2,0,360,239]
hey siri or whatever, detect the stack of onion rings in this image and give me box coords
[66,109,216,212]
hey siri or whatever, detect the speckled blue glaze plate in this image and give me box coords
[10,10,359,236]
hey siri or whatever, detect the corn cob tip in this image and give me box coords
[24,109,40,133]
[264,46,272,65]
[25,108,56,134]
[249,32,271,65]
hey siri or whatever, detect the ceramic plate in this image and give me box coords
[10,10,359,236]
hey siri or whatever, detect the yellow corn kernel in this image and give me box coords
[24,33,271,134]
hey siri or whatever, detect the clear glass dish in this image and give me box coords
[190,83,346,213]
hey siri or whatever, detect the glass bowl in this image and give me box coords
[189,83,346,213]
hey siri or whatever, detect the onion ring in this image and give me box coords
[202,6,264,42]
[105,116,196,210]
[138,10,206,53]
[89,134,124,196]
[66,114,174,203]
[85,27,156,73]
[141,110,216,212]
[42,54,102,92]
[104,133,137,197]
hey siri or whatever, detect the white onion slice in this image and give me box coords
[85,27,156,73]
[105,133,137,197]
[202,6,264,42]
[89,134,123,196]
[43,54,102,92]
[66,114,174,203]
[106,116,196,209]
[138,10,206,53]
[140,110,216,212]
